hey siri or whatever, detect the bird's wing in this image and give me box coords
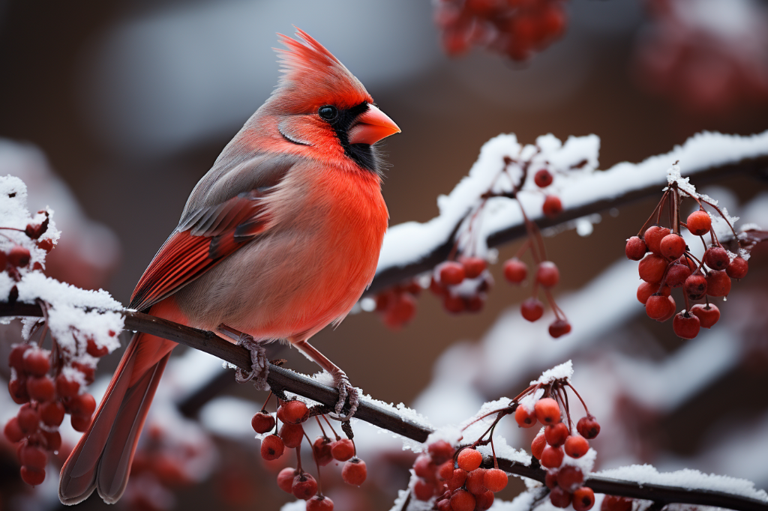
[129,153,296,311]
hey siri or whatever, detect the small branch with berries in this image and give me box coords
[2,302,766,511]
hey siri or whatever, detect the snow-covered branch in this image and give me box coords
[2,301,767,511]
[369,130,768,295]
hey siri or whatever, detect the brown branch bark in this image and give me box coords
[367,155,768,295]
[1,301,766,511]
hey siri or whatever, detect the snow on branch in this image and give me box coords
[370,130,768,294]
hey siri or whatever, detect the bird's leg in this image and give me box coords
[293,339,359,419]
[217,324,270,391]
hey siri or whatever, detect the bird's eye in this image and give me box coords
[319,106,338,121]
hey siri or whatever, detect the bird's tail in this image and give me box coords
[59,307,179,505]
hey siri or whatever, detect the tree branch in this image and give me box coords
[368,155,768,295]
[1,301,766,511]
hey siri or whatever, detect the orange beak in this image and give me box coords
[348,104,401,146]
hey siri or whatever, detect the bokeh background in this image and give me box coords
[1,0,767,510]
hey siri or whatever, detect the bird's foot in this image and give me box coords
[218,325,270,391]
[329,368,359,420]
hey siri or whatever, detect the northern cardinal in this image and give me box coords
[59,29,399,505]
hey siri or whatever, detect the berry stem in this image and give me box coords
[565,383,590,416]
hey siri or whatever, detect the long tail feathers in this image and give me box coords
[59,332,176,505]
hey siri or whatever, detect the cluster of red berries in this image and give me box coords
[252,399,368,509]
[433,0,569,61]
[633,0,768,115]
[410,439,508,511]
[430,257,493,315]
[517,396,598,508]
[627,181,749,339]
[4,343,101,485]
[2,211,54,300]
[375,280,421,329]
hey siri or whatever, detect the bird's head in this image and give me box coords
[262,28,400,173]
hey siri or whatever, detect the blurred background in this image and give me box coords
[1,0,767,510]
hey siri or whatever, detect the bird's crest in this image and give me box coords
[272,28,372,112]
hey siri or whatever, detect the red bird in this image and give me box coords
[59,29,399,505]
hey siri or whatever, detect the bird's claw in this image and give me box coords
[329,372,359,420]
[234,334,270,391]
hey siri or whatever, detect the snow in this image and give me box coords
[376,130,768,274]
[594,465,768,502]
[531,360,573,385]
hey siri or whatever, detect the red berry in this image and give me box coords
[306,495,334,511]
[55,374,80,399]
[413,478,435,501]
[9,377,30,404]
[450,489,476,511]
[70,393,96,417]
[673,312,700,340]
[312,436,333,466]
[438,460,455,481]
[625,236,647,261]
[26,376,55,402]
[292,472,318,500]
[521,297,544,322]
[23,349,50,377]
[460,256,487,279]
[536,261,560,287]
[573,486,596,511]
[466,468,487,495]
[644,226,671,256]
[646,294,675,322]
[280,400,309,424]
[41,429,61,452]
[279,423,304,449]
[20,466,46,486]
[9,343,31,372]
[341,457,367,485]
[504,258,528,284]
[545,422,569,447]
[86,338,109,358]
[660,234,686,260]
[564,435,589,458]
[683,274,707,300]
[277,467,297,493]
[260,434,285,460]
[703,246,730,270]
[576,415,600,439]
[71,414,91,433]
[17,404,40,434]
[457,448,483,472]
[251,411,275,433]
[19,444,47,470]
[383,293,417,329]
[558,465,584,492]
[534,398,561,425]
[475,490,495,511]
[602,495,633,511]
[531,433,546,459]
[543,195,563,217]
[549,486,572,508]
[638,254,667,284]
[637,282,659,304]
[72,362,95,384]
[515,405,537,428]
[706,270,731,297]
[665,261,692,288]
[40,401,65,427]
[37,238,54,252]
[414,454,437,481]
[443,293,466,314]
[545,470,559,489]
[483,468,508,492]
[548,319,571,338]
[534,169,553,188]
[438,262,466,285]
[541,445,564,468]
[330,438,355,461]
[726,257,748,279]
[686,210,711,236]
[428,440,455,465]
[8,245,31,267]
[430,276,447,296]
[464,295,485,313]
[447,468,468,491]
[691,303,720,328]
[4,417,24,443]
